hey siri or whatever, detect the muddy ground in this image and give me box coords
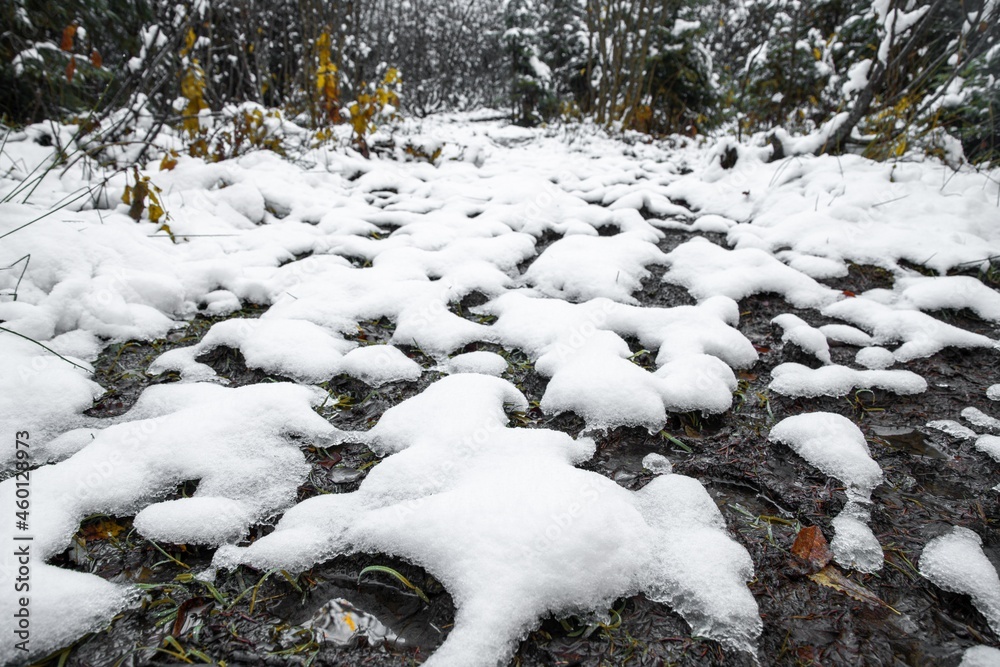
[33,229,1000,667]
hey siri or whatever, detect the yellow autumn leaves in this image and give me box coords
[314,31,401,149]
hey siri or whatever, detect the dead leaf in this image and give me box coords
[159,151,178,171]
[128,180,148,221]
[61,24,77,51]
[791,525,832,570]
[173,597,211,637]
[682,425,702,439]
[65,56,76,83]
[90,49,103,68]
[808,565,898,613]
[316,451,343,468]
[79,518,125,542]
[843,290,857,297]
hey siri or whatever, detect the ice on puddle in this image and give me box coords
[769,413,883,501]
[927,420,979,441]
[440,351,509,376]
[830,502,883,573]
[920,527,1000,635]
[772,313,831,364]
[214,375,762,665]
[961,645,1000,667]
[962,407,1000,433]
[855,346,895,370]
[769,362,927,398]
[642,452,673,475]
[976,435,1000,463]
[293,598,399,647]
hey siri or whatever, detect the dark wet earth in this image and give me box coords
[34,229,1000,667]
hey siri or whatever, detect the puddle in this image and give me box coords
[871,426,950,459]
[288,597,401,647]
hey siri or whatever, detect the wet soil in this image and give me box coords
[34,227,1000,667]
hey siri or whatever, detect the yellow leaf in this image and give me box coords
[148,202,164,223]
[181,28,197,57]
[122,185,132,206]
[808,565,898,613]
[159,152,178,171]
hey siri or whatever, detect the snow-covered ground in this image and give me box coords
[1,114,999,665]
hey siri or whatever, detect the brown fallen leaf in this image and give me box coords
[173,596,211,637]
[316,451,344,468]
[80,518,125,542]
[808,565,899,614]
[791,525,832,570]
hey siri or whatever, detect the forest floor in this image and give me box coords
[2,114,1000,666]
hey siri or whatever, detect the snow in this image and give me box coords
[976,434,1000,463]
[769,413,883,571]
[769,363,927,398]
[772,313,831,364]
[963,407,1000,432]
[927,420,979,441]
[769,413,883,501]
[819,323,874,347]
[662,238,838,309]
[920,527,1000,635]
[842,59,872,96]
[479,292,753,430]
[961,645,1000,667]
[0,382,339,656]
[440,350,509,376]
[821,297,996,362]
[642,452,673,475]
[855,346,894,370]
[896,276,1000,323]
[830,501,883,573]
[338,344,423,386]
[2,111,999,663]
[524,232,664,303]
[214,375,762,664]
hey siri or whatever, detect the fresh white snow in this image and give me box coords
[920,527,1000,635]
[2,112,999,663]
